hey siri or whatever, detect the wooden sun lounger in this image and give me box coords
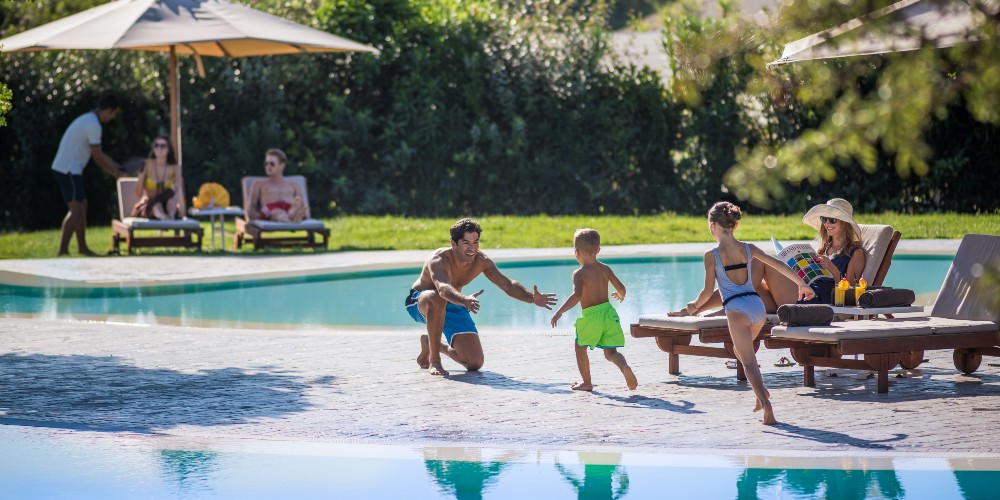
[630,224,901,379]
[234,175,330,250]
[765,233,1000,393]
[111,177,203,255]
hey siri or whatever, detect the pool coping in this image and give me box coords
[0,239,961,288]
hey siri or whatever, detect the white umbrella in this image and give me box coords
[0,0,378,161]
[768,0,984,67]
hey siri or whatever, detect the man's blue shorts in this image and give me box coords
[404,288,478,346]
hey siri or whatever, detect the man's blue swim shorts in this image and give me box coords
[404,288,478,346]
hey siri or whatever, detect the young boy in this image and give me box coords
[550,228,638,392]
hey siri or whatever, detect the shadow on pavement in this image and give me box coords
[445,370,568,394]
[0,353,316,433]
[764,422,907,450]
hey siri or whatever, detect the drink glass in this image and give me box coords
[834,287,845,306]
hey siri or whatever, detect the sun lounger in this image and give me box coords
[111,177,203,254]
[233,176,330,250]
[765,233,1000,393]
[630,224,901,380]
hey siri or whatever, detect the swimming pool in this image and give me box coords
[0,256,952,330]
[0,425,995,499]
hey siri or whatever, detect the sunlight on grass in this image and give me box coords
[0,212,996,259]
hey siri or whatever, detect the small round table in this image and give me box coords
[188,206,245,250]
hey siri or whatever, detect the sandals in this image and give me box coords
[774,357,795,367]
[725,360,738,369]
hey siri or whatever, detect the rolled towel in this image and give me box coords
[858,287,916,308]
[777,304,835,326]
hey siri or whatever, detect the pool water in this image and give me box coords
[1,426,996,499]
[0,256,952,330]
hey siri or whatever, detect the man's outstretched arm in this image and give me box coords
[482,260,557,309]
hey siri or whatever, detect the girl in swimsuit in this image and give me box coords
[132,135,184,220]
[680,202,815,425]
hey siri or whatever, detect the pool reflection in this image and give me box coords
[423,448,524,500]
[736,457,905,499]
[554,452,629,500]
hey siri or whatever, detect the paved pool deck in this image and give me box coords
[3,239,999,458]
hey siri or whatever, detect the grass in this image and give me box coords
[0,212,996,260]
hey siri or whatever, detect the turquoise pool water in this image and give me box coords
[0,256,952,330]
[0,426,995,499]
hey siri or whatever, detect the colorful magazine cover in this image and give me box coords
[771,237,833,285]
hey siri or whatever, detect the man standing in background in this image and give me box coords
[51,94,124,256]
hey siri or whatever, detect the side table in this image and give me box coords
[189,206,245,250]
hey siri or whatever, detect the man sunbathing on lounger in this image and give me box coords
[247,148,306,223]
[406,218,559,376]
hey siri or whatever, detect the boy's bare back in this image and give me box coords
[575,261,624,309]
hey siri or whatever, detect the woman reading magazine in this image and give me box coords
[671,198,867,315]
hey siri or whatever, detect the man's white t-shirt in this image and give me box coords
[51,111,102,175]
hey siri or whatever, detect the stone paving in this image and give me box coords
[1,241,998,458]
[1,317,998,456]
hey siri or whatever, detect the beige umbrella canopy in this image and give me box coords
[768,0,985,67]
[0,0,379,161]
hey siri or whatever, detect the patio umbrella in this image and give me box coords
[767,0,984,67]
[0,0,378,161]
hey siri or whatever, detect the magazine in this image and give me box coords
[770,237,833,285]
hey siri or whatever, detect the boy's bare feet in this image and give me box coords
[428,361,449,376]
[571,381,593,391]
[623,366,638,391]
[416,335,430,369]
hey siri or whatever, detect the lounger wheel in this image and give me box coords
[899,351,925,369]
[953,349,982,374]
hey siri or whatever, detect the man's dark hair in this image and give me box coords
[96,94,120,111]
[450,218,482,243]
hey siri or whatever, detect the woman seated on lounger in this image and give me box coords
[672,198,867,315]
[131,136,184,220]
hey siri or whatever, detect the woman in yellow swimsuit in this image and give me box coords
[132,136,184,220]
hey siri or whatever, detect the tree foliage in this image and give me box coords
[0,0,997,231]
[669,0,1000,210]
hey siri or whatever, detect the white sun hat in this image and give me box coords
[802,198,862,235]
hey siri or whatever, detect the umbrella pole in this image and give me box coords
[169,45,182,164]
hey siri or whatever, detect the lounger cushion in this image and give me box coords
[121,217,201,230]
[930,234,1000,322]
[921,317,999,335]
[249,219,326,231]
[858,224,894,283]
[638,313,778,331]
[771,317,999,342]
[772,318,935,341]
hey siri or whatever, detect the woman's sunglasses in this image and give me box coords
[820,216,840,224]
[153,143,169,149]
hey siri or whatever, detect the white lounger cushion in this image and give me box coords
[772,317,998,342]
[638,313,779,331]
[249,219,326,231]
[121,217,201,230]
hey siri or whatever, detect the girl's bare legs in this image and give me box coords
[726,310,776,425]
[603,348,638,390]
[758,262,802,311]
[151,203,168,220]
[573,343,593,391]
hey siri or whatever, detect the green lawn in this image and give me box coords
[0,212,996,259]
